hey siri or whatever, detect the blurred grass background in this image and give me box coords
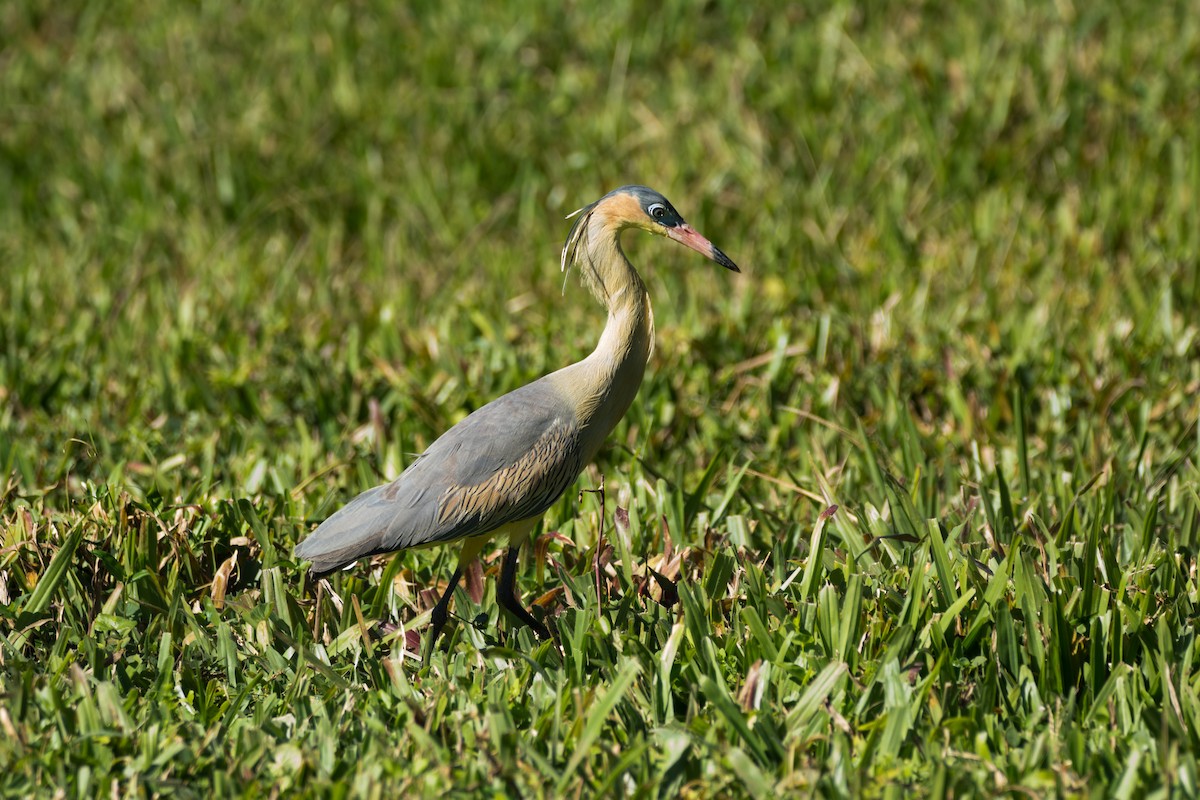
[2,0,1199,796]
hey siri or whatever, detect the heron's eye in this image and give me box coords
[648,203,667,220]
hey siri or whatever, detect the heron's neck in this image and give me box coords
[589,259,654,387]
[564,231,655,447]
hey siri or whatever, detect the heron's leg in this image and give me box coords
[427,536,490,649]
[428,566,463,644]
[497,545,550,640]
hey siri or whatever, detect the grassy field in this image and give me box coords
[2,0,1199,796]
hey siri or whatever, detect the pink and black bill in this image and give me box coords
[622,185,740,273]
[665,224,739,272]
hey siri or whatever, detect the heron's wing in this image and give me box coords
[294,380,584,574]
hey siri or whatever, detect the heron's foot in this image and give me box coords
[421,566,464,659]
[496,544,553,643]
[498,596,551,641]
[524,608,552,642]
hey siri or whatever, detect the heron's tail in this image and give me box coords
[294,484,395,575]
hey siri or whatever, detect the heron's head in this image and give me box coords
[562,185,740,274]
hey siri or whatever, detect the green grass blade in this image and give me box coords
[23,523,85,616]
[558,660,640,790]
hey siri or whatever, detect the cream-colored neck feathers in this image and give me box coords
[554,197,656,456]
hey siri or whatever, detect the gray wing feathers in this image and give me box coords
[294,380,582,574]
[293,482,434,574]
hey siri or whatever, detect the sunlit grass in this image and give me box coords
[2,1,1199,796]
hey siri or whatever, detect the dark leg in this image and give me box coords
[428,566,463,644]
[497,545,550,640]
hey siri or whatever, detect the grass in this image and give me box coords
[2,0,1199,796]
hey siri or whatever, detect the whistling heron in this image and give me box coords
[295,185,739,643]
